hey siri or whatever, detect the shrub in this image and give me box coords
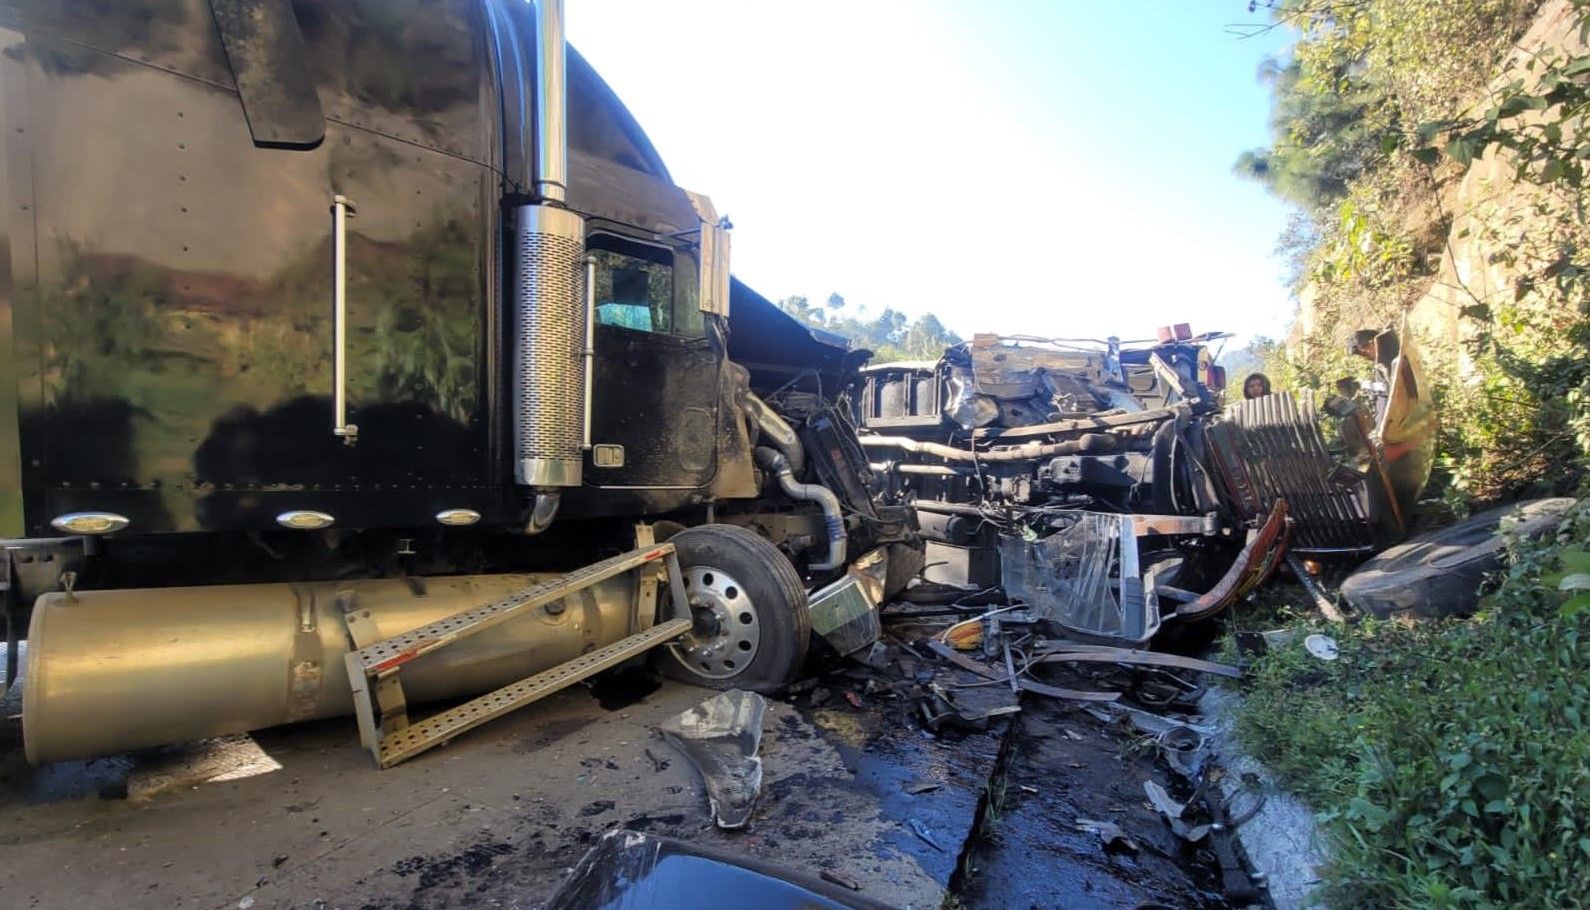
[1235,500,1590,908]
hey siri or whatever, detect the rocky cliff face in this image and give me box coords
[1405,1,1587,373]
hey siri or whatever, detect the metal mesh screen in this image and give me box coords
[513,206,587,485]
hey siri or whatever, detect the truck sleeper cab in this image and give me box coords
[0,0,913,765]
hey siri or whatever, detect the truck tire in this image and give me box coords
[1340,497,1574,619]
[658,524,811,693]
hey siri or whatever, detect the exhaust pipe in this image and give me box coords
[857,433,1116,461]
[756,447,846,571]
[531,0,569,204]
[524,490,561,535]
[514,0,587,491]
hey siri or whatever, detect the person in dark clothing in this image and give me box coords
[1243,372,1273,400]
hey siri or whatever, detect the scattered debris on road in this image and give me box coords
[658,690,767,830]
[907,817,945,852]
[1303,633,1341,661]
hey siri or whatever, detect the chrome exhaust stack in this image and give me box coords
[514,0,588,490]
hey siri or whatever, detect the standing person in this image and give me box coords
[1243,372,1273,400]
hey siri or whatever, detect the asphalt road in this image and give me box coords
[0,658,979,910]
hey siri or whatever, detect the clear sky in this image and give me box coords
[570,0,1296,349]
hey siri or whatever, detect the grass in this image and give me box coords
[1228,499,1590,909]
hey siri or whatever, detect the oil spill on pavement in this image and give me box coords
[614,811,687,832]
[579,799,616,817]
[375,835,577,910]
[955,695,1228,909]
[586,668,662,711]
[391,841,516,892]
[0,673,136,804]
[509,715,593,754]
[791,689,1007,886]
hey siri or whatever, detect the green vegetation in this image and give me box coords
[1236,505,1590,908]
[776,293,964,362]
[1232,2,1590,906]
[1237,0,1588,502]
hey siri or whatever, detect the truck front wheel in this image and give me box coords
[659,524,811,693]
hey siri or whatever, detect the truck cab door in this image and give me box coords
[585,233,720,489]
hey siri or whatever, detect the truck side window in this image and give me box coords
[589,236,702,338]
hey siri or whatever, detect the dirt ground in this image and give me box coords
[0,641,1246,910]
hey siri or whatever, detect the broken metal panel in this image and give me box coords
[927,639,1119,702]
[659,689,767,829]
[808,561,883,657]
[968,333,1113,398]
[1132,513,1217,536]
[808,582,877,656]
[1377,336,1438,525]
[945,360,999,429]
[923,540,1001,587]
[1174,500,1290,621]
[845,545,890,605]
[999,512,1161,643]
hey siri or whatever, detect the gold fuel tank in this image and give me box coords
[22,572,649,763]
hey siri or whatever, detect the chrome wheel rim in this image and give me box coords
[668,565,760,679]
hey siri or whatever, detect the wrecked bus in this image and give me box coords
[0,0,912,766]
[859,326,1435,642]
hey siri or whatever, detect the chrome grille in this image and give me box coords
[513,204,587,486]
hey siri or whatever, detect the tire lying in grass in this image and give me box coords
[1340,497,1575,619]
[657,524,811,693]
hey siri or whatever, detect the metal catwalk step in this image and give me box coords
[344,543,689,768]
[370,616,691,768]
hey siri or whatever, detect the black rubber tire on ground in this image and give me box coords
[1340,497,1574,619]
[656,524,811,694]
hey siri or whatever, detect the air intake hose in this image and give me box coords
[743,392,805,475]
[755,447,846,571]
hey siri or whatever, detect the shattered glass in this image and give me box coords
[659,690,767,829]
[999,512,1161,642]
[944,363,999,429]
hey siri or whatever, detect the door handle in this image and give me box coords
[331,194,358,444]
[582,255,595,450]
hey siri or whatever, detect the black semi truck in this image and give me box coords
[0,0,913,766]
